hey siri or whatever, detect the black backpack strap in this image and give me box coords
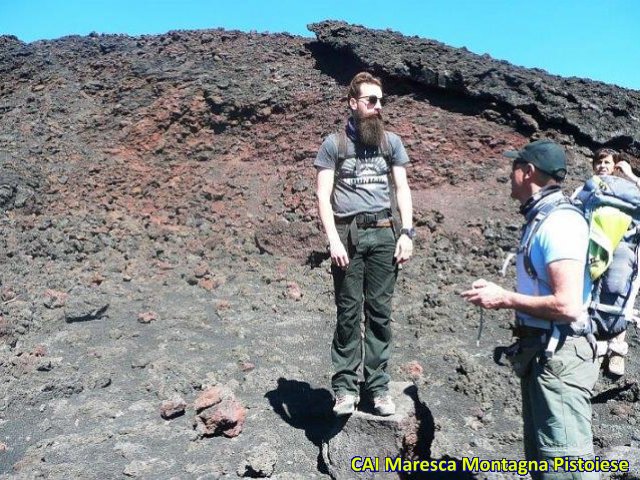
[380,131,392,167]
[335,130,348,172]
[336,130,392,169]
[333,130,398,234]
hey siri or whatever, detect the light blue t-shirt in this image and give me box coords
[516,208,592,323]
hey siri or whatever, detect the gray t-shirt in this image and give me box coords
[314,132,409,218]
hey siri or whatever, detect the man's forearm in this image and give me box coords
[395,184,413,229]
[503,290,583,323]
[318,197,340,244]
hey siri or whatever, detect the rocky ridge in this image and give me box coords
[310,20,640,155]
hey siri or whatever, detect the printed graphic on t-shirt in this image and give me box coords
[338,156,389,189]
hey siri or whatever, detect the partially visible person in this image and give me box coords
[462,139,599,480]
[593,148,640,186]
[578,148,640,376]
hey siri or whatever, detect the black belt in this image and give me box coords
[335,209,391,227]
[513,323,577,339]
[512,325,547,339]
[335,209,392,248]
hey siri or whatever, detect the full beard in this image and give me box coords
[354,113,384,148]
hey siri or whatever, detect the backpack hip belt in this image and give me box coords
[515,313,592,359]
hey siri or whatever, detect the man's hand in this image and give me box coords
[394,235,413,264]
[330,240,349,269]
[460,278,509,310]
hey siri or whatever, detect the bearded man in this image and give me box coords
[314,72,415,416]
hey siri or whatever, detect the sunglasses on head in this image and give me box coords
[357,94,385,106]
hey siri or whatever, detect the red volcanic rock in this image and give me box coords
[0,316,8,338]
[216,300,231,311]
[160,397,187,419]
[32,345,47,357]
[195,396,246,438]
[1,288,16,302]
[137,311,158,324]
[198,278,217,291]
[402,361,424,379]
[193,263,209,278]
[611,403,633,418]
[43,289,68,309]
[194,386,223,412]
[284,281,302,301]
[155,261,175,271]
[239,361,255,372]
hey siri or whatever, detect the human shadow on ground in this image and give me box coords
[399,384,476,480]
[265,377,337,474]
[592,379,639,404]
[266,379,477,479]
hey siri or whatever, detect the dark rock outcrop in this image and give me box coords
[309,21,640,155]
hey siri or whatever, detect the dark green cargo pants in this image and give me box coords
[521,335,601,480]
[330,225,397,397]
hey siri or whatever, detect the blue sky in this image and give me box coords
[1,0,639,90]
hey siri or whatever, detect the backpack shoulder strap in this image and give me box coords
[333,130,350,182]
[336,130,348,164]
[381,131,392,168]
[381,131,401,230]
[522,199,582,280]
[336,130,392,165]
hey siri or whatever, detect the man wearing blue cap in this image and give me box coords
[462,139,599,479]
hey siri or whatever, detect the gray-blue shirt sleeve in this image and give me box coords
[387,133,409,167]
[314,134,338,170]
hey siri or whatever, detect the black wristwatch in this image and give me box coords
[400,227,416,240]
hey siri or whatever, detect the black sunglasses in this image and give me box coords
[357,95,385,106]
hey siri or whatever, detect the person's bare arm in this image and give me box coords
[316,169,349,268]
[392,165,413,263]
[461,259,585,323]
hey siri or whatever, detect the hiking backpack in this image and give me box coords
[524,175,640,340]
